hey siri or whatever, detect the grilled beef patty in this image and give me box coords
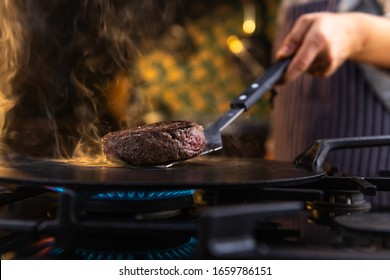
[102,121,205,166]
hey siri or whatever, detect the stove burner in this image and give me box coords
[44,187,197,215]
[1,234,198,260]
[74,189,195,214]
[3,235,198,260]
[307,190,371,224]
[335,213,390,250]
[74,237,197,260]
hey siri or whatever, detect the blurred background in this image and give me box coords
[128,0,281,158]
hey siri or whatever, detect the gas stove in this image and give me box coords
[1,136,390,260]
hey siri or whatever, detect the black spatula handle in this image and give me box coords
[231,58,291,111]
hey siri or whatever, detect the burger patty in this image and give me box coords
[102,121,206,166]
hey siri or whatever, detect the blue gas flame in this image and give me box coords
[91,190,195,201]
[45,186,195,201]
[74,237,197,260]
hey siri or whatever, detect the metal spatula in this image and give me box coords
[201,58,291,156]
[160,58,291,168]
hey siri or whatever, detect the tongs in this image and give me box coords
[201,58,291,156]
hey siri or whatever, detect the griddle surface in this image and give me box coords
[0,156,325,190]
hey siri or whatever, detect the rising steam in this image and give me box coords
[0,0,180,163]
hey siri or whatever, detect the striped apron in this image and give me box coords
[270,0,390,207]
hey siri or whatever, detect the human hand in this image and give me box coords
[275,12,362,84]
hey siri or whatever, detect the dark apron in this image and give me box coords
[270,0,390,207]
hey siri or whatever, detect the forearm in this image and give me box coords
[348,13,390,68]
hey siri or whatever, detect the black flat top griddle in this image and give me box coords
[0,156,325,190]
